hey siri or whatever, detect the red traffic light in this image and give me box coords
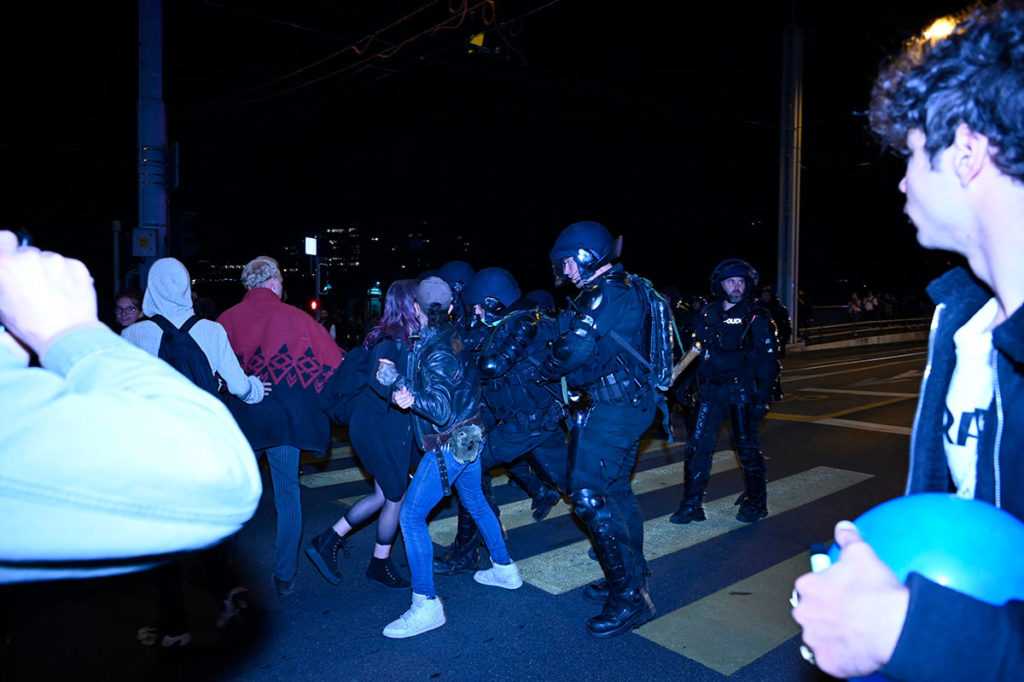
[310,300,319,311]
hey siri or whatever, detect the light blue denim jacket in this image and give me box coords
[0,327,261,583]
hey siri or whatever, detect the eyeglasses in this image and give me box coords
[116,305,138,314]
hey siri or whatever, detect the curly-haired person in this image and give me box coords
[792,4,1024,681]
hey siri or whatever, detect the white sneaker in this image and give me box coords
[473,560,523,590]
[382,593,446,638]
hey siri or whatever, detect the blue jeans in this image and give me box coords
[400,446,510,598]
[265,445,302,581]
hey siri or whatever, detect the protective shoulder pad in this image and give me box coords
[578,284,604,312]
[508,311,540,340]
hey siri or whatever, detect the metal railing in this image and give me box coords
[797,316,932,346]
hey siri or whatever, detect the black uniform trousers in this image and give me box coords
[571,393,655,580]
[483,423,569,492]
[683,383,764,497]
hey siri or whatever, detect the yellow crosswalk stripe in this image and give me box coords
[517,466,872,595]
[636,552,811,675]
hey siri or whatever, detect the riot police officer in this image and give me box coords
[432,267,568,575]
[541,221,658,638]
[670,259,779,525]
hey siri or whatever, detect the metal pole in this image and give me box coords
[138,0,167,277]
[315,256,322,322]
[112,220,122,296]
[776,21,803,343]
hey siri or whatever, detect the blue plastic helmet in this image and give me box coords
[524,289,556,314]
[464,267,521,324]
[549,221,622,285]
[438,261,476,293]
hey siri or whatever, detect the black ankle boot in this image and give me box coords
[531,486,561,522]
[669,499,706,524]
[432,543,482,575]
[366,556,411,589]
[735,464,768,523]
[586,583,656,638]
[304,528,347,584]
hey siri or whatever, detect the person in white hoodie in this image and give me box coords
[121,256,269,645]
[122,257,268,403]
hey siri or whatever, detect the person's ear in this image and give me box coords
[952,123,990,186]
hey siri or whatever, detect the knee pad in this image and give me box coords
[571,488,611,525]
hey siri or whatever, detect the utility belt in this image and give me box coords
[494,402,566,431]
[587,369,641,404]
[702,375,746,386]
[696,375,754,403]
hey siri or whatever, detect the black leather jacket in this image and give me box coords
[399,322,483,452]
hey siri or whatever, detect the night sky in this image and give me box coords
[1,0,972,304]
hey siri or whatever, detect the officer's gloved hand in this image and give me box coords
[751,401,770,421]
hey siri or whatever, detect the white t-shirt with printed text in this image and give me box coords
[944,297,1000,499]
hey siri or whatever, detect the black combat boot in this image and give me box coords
[587,579,657,638]
[734,463,768,523]
[669,466,707,524]
[585,520,655,637]
[531,486,562,522]
[304,527,348,584]
[432,502,483,575]
[584,558,650,603]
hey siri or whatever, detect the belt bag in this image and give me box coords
[430,417,486,496]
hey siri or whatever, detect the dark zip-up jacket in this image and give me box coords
[883,267,1024,682]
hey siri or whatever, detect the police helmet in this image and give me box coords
[549,221,622,285]
[438,260,476,293]
[464,267,521,319]
[524,289,556,315]
[709,258,759,300]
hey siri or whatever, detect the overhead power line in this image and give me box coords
[188,0,498,114]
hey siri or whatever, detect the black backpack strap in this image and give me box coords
[149,314,175,333]
[609,329,652,370]
[179,314,204,334]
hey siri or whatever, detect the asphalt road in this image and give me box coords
[0,341,929,681]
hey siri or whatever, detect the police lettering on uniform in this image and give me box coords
[540,221,659,638]
[432,267,568,576]
[670,259,780,525]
